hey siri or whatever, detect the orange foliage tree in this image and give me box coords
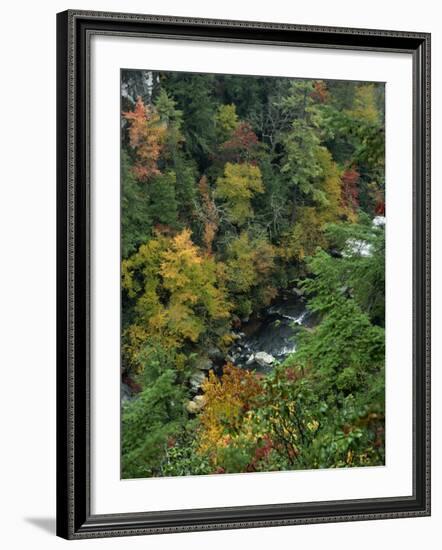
[123,96,167,180]
[310,80,330,104]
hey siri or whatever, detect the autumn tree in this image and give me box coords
[122,229,232,372]
[225,231,277,317]
[196,365,265,472]
[341,166,360,218]
[214,103,239,143]
[215,162,264,226]
[220,122,260,163]
[123,96,167,180]
[347,83,381,124]
[310,80,330,104]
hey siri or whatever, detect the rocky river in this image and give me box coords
[225,289,314,373]
[122,289,315,403]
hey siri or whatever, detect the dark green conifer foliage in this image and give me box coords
[121,151,152,258]
[148,171,179,227]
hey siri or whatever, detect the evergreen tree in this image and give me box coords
[148,171,179,228]
[121,150,152,258]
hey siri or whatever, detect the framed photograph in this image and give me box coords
[56,10,431,539]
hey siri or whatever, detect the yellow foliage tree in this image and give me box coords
[225,231,277,316]
[215,162,264,225]
[215,103,239,143]
[347,84,380,125]
[197,365,263,462]
[226,232,275,291]
[122,229,232,371]
[279,207,327,262]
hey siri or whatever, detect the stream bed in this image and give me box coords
[122,289,315,402]
[227,290,315,373]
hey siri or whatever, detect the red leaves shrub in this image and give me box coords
[220,122,259,162]
[341,167,360,213]
[310,80,330,103]
[123,96,166,180]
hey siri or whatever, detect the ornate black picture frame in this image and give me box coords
[56,9,430,540]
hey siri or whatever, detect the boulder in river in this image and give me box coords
[190,370,207,392]
[245,354,255,366]
[186,394,207,414]
[254,351,275,367]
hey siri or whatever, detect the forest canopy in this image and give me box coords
[120,70,385,478]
